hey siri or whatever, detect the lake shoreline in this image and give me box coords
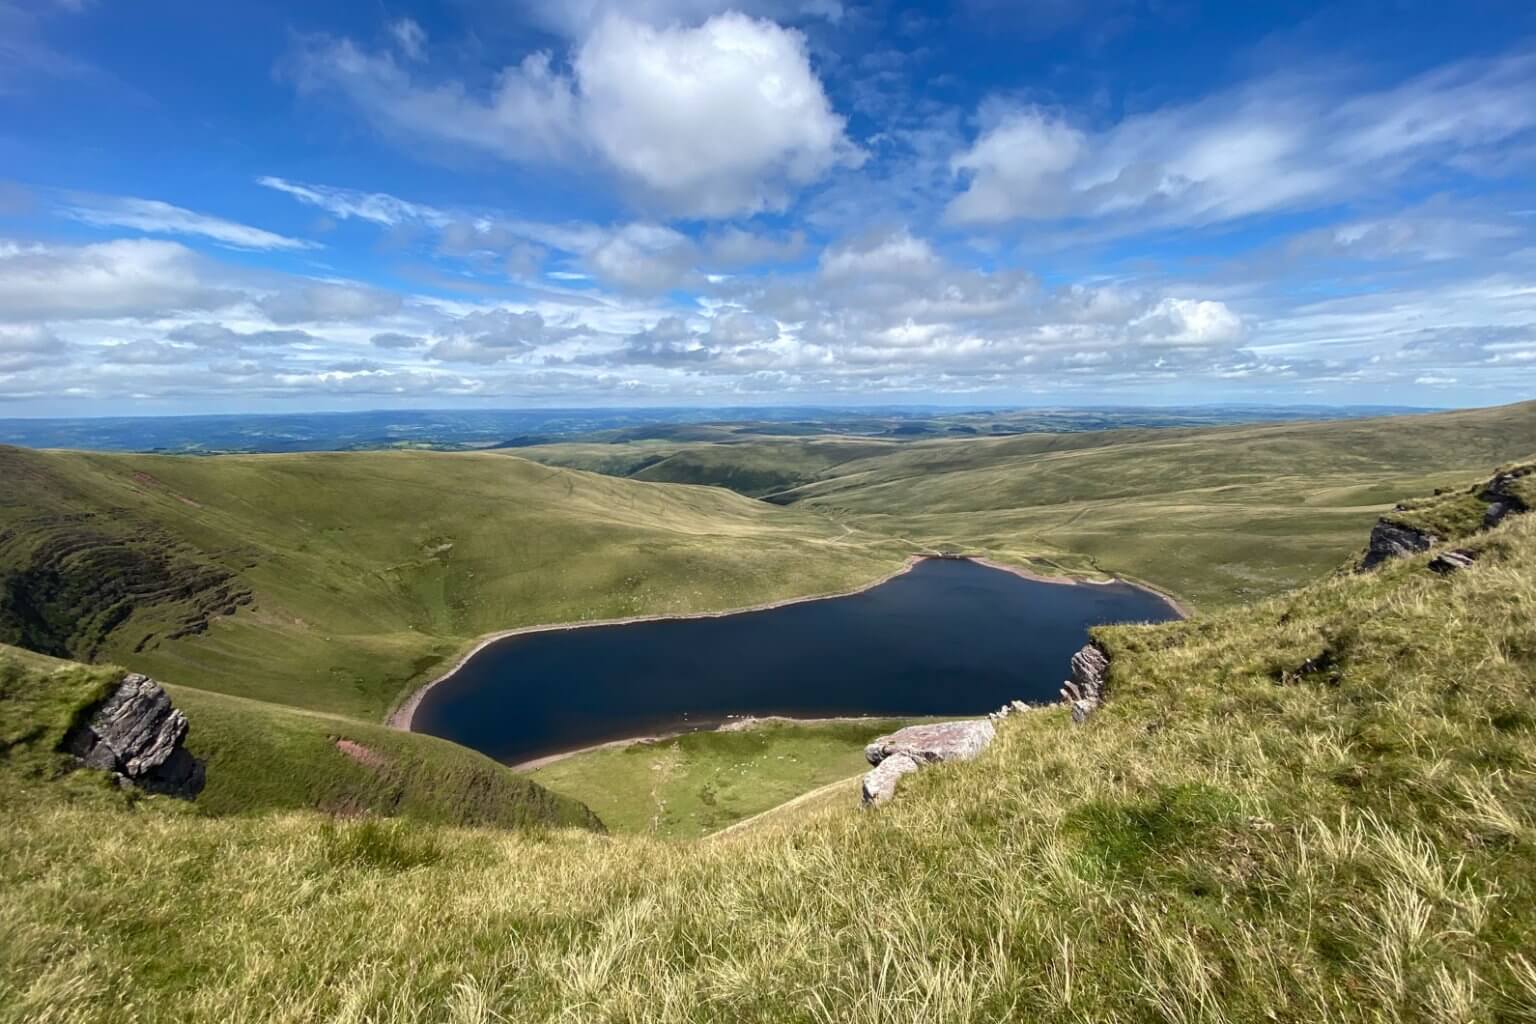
[386,553,1188,733]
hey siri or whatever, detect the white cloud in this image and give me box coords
[585,223,698,292]
[60,195,319,251]
[390,18,427,61]
[0,324,70,371]
[1130,298,1246,347]
[289,13,857,218]
[819,229,940,279]
[574,14,857,216]
[523,1,843,39]
[0,238,239,321]
[256,176,448,227]
[947,53,1536,228]
[257,282,403,324]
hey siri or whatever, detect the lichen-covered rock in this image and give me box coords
[1360,521,1436,570]
[1060,643,1111,723]
[861,720,995,807]
[860,752,922,806]
[61,673,205,798]
[865,719,996,768]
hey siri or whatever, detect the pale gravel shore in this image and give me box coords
[385,553,1189,734]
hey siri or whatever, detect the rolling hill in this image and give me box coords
[2,460,1533,1022]
[0,446,907,719]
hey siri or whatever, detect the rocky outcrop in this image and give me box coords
[1060,643,1111,723]
[1480,466,1532,529]
[861,719,995,807]
[1360,520,1437,570]
[1428,549,1478,575]
[61,673,205,798]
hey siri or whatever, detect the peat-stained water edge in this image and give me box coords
[411,558,1179,765]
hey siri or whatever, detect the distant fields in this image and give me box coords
[529,401,1536,609]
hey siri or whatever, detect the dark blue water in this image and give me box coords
[411,558,1178,765]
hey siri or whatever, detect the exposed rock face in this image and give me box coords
[1360,521,1436,570]
[1480,467,1531,529]
[1428,549,1478,575]
[1060,643,1111,723]
[61,673,205,798]
[861,752,922,806]
[861,719,995,807]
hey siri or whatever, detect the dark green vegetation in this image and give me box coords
[529,718,922,839]
[2,458,1535,1021]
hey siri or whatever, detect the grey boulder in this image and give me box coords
[1060,643,1111,723]
[861,719,995,807]
[1360,521,1436,570]
[62,673,205,798]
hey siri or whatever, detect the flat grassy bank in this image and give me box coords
[2,476,1535,1021]
[527,718,921,839]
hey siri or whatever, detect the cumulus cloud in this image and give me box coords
[289,13,857,217]
[819,228,940,279]
[426,309,568,363]
[60,195,319,251]
[0,238,239,320]
[166,323,315,349]
[948,53,1536,228]
[0,324,71,371]
[522,0,843,38]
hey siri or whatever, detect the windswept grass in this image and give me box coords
[3,475,1535,1021]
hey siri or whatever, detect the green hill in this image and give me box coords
[0,642,601,830]
[529,401,1536,609]
[0,446,906,719]
[2,463,1534,1021]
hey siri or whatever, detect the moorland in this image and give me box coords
[3,400,1536,1021]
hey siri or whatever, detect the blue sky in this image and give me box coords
[2,0,1535,415]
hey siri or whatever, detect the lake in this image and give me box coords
[410,557,1180,766]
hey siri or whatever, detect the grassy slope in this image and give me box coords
[0,446,907,719]
[535,402,1536,610]
[788,402,1536,608]
[0,642,602,830]
[527,718,918,839]
[2,480,1535,1021]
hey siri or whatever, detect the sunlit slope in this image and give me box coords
[518,435,900,497]
[3,476,1535,1021]
[0,642,601,830]
[782,400,1536,607]
[0,447,907,719]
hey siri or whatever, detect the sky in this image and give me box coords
[2,1,1536,416]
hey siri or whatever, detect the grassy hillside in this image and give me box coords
[0,446,906,719]
[2,471,1534,1021]
[0,642,602,830]
[525,401,1536,609]
[528,717,921,839]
